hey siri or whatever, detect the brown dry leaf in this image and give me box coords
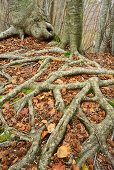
[31,167,37,170]
[105,75,113,79]
[12,79,17,84]
[49,108,56,115]
[41,131,48,140]
[12,157,19,164]
[75,145,82,152]
[87,158,92,164]
[55,79,64,85]
[57,145,70,158]
[72,159,80,170]
[47,123,56,133]
[54,58,61,62]
[62,88,66,95]
[26,124,31,131]
[72,166,80,170]
[89,164,93,170]
[32,71,37,75]
[3,102,9,109]
[52,162,66,170]
[22,108,29,114]
[6,84,13,89]
[42,120,48,124]
[20,77,24,83]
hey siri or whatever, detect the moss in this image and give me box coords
[79,61,84,66]
[41,63,47,69]
[58,124,63,132]
[21,88,34,94]
[12,98,20,103]
[0,95,4,99]
[108,100,114,108]
[12,63,21,67]
[33,110,36,114]
[76,154,83,163]
[0,133,11,143]
[53,34,61,43]
[64,53,70,57]
[72,112,76,120]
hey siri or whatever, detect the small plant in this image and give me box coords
[65,104,70,109]
[64,53,70,57]
[53,34,61,43]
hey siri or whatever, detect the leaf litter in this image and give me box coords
[0,37,114,170]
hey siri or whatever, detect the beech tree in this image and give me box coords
[0,0,114,170]
[95,0,114,54]
[0,0,53,41]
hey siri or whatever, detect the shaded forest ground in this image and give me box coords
[0,37,114,170]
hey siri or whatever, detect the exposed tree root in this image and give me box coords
[0,47,114,170]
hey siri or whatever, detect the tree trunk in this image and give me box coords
[0,0,53,41]
[60,0,83,54]
[95,0,113,54]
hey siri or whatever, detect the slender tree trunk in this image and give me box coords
[94,0,112,54]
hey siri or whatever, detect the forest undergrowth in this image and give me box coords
[0,37,114,170]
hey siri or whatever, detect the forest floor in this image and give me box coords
[0,37,114,170]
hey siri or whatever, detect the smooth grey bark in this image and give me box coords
[95,0,113,54]
[60,0,83,54]
[0,0,53,41]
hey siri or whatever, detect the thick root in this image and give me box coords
[0,47,113,170]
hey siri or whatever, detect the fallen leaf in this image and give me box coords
[31,167,37,170]
[3,102,9,109]
[52,162,66,170]
[89,164,93,170]
[57,145,70,158]
[21,108,29,114]
[47,123,56,133]
[72,166,80,170]
[11,142,17,147]
[42,120,48,124]
[54,58,61,62]
[55,79,64,85]
[61,88,66,95]
[75,145,82,152]
[12,79,17,84]
[87,158,92,164]
[49,108,56,115]
[41,131,48,140]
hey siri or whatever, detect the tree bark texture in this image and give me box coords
[60,0,83,54]
[0,0,53,41]
[95,0,113,54]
